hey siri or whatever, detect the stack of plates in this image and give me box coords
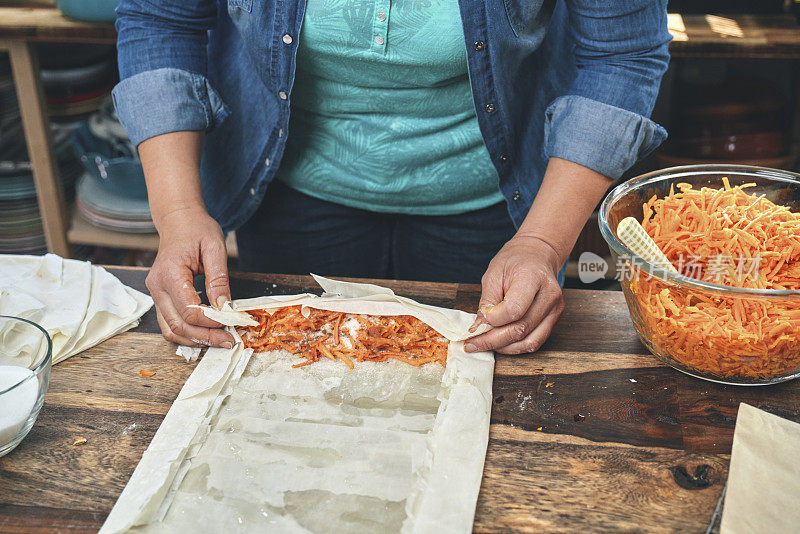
[0,45,151,252]
[0,50,101,254]
[0,164,46,254]
[73,97,153,233]
[75,171,155,233]
[0,57,25,163]
[0,55,46,254]
[40,44,117,124]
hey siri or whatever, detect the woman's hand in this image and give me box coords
[464,234,565,355]
[463,157,613,355]
[145,206,235,348]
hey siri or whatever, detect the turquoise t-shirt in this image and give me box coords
[275,0,504,215]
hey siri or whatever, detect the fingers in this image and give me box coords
[201,236,231,309]
[153,287,234,348]
[168,268,226,329]
[466,282,563,354]
[495,310,561,355]
[470,265,505,332]
[466,320,529,352]
[156,308,202,347]
[144,212,233,349]
[482,271,541,327]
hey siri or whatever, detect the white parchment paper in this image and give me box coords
[720,403,800,534]
[101,276,494,534]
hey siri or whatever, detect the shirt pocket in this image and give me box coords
[228,0,253,13]
[502,0,554,37]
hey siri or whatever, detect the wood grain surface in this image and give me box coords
[1,268,798,533]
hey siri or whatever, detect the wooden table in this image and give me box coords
[2,268,799,532]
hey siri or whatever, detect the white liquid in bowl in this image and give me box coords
[0,365,38,445]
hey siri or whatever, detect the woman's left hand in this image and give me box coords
[464,234,565,355]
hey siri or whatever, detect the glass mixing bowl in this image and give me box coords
[0,316,52,456]
[599,165,800,385]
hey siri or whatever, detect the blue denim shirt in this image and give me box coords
[112,0,670,232]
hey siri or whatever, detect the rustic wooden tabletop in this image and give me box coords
[1,267,799,533]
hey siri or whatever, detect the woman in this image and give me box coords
[113,0,670,354]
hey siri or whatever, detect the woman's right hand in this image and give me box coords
[146,207,235,348]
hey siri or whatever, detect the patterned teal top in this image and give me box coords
[275,0,504,215]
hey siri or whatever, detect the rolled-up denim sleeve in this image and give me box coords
[544,95,666,179]
[544,0,671,179]
[112,0,228,147]
[112,69,229,147]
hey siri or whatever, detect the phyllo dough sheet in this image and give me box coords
[101,276,494,534]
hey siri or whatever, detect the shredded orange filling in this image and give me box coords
[238,306,449,369]
[629,178,800,380]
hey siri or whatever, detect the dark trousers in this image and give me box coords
[236,180,517,284]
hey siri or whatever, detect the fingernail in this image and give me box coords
[216,296,228,309]
[479,304,495,316]
[468,318,482,333]
[221,341,233,349]
[464,342,477,353]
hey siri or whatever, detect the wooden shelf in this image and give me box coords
[67,210,239,257]
[669,14,800,58]
[0,6,115,44]
[67,209,158,250]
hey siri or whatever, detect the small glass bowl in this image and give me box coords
[0,316,52,457]
[599,165,800,385]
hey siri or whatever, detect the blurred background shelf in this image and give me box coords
[67,209,157,250]
[68,210,239,256]
[0,6,115,43]
[0,5,799,280]
[668,14,800,58]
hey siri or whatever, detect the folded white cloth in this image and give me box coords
[0,254,153,365]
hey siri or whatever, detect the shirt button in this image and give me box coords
[485,103,495,113]
[278,128,284,138]
[376,11,386,21]
[282,34,293,45]
[474,40,484,51]
[279,90,288,100]
[500,154,508,162]
[512,190,520,201]
[250,187,256,196]
[265,158,270,167]
[375,35,384,45]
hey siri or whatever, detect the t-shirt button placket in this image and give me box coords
[373,4,389,52]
